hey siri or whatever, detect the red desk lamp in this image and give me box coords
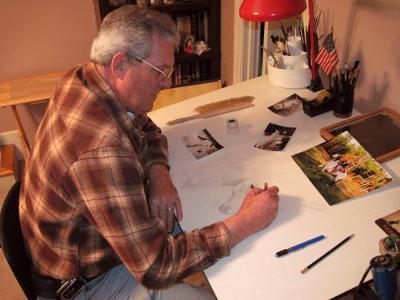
[239,0,322,91]
[239,0,306,22]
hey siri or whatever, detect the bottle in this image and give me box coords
[370,255,397,300]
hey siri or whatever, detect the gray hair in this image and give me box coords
[90,5,179,66]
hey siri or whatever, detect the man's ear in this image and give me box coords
[110,52,130,78]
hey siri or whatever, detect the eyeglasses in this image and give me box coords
[135,56,174,80]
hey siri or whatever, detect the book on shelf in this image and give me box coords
[198,11,205,41]
[180,64,191,85]
[137,0,177,8]
[173,61,208,86]
[199,60,208,79]
[176,15,191,33]
[194,61,201,81]
[190,13,198,41]
[203,10,208,43]
[173,64,181,86]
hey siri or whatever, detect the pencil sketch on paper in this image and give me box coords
[218,180,253,215]
[171,153,263,215]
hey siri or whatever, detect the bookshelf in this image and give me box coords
[97,0,221,88]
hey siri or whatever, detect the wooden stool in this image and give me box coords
[0,144,18,180]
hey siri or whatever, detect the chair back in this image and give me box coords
[0,181,36,299]
[0,144,18,179]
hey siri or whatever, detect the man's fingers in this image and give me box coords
[150,202,159,219]
[263,182,268,190]
[266,185,279,195]
[159,205,167,227]
[152,202,175,233]
[166,206,175,233]
[175,200,183,221]
[250,184,279,197]
[250,184,264,195]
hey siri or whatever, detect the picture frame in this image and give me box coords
[320,107,400,162]
[375,209,400,239]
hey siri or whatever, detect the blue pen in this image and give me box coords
[275,235,326,257]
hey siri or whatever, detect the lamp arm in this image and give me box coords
[308,0,316,80]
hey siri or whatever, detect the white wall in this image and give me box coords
[304,0,400,112]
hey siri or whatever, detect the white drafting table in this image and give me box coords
[148,75,400,300]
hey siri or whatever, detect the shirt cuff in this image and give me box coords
[200,221,231,260]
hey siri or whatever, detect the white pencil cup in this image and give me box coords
[267,53,311,89]
[287,36,303,55]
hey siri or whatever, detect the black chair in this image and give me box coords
[0,181,37,299]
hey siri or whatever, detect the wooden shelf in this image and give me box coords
[174,50,220,63]
[154,0,210,14]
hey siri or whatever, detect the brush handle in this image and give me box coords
[201,102,254,118]
[167,114,201,125]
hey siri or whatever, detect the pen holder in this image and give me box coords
[267,53,311,89]
[287,36,303,56]
[333,90,354,118]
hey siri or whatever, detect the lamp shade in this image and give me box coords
[239,0,307,22]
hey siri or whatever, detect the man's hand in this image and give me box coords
[147,164,183,232]
[224,183,279,247]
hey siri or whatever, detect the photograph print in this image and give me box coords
[182,128,224,159]
[268,93,306,117]
[254,123,296,151]
[375,209,400,239]
[292,131,392,206]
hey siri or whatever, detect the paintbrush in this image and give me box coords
[167,96,254,125]
[279,21,288,41]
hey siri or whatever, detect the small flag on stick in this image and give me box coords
[315,31,339,76]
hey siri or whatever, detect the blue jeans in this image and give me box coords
[38,264,216,300]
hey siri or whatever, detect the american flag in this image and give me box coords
[315,32,339,76]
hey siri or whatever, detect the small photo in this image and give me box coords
[183,34,195,54]
[254,123,296,151]
[182,129,224,159]
[268,93,306,116]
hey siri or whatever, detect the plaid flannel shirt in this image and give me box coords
[19,63,230,288]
